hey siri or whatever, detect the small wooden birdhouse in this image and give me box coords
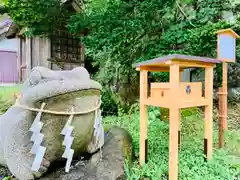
[217,28,239,62]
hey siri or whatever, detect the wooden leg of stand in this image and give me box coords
[139,70,148,166]
[169,108,180,180]
[204,67,213,160]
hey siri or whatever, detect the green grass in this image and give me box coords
[104,107,240,180]
[0,85,239,180]
[0,85,21,100]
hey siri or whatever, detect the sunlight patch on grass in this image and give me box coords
[0,84,21,100]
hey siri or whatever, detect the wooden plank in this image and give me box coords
[169,64,180,180]
[169,60,217,68]
[179,82,202,100]
[25,37,32,77]
[144,97,170,108]
[139,70,148,166]
[35,37,40,66]
[146,97,208,108]
[17,38,22,82]
[180,98,208,108]
[151,82,170,89]
[136,66,185,72]
[204,67,214,160]
[136,66,169,72]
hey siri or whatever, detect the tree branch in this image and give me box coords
[176,0,195,27]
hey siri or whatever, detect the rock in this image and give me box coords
[39,126,133,180]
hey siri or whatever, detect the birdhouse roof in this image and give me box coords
[217,28,240,38]
[133,54,221,72]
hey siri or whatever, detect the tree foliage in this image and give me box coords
[5,0,240,113]
[6,0,71,36]
[69,0,239,106]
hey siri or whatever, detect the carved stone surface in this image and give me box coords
[0,125,133,180]
[0,66,104,180]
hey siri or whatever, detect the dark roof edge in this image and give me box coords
[132,54,221,68]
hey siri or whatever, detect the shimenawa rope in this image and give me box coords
[14,98,101,115]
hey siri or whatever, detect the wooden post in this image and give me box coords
[218,87,226,148]
[222,62,228,130]
[178,71,182,149]
[169,64,180,180]
[139,70,148,166]
[17,38,22,82]
[218,62,228,148]
[204,67,214,160]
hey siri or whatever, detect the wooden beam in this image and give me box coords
[136,66,185,72]
[144,97,170,108]
[136,66,169,72]
[204,67,214,160]
[180,98,208,108]
[139,70,149,166]
[151,82,170,89]
[169,64,180,180]
[169,60,217,68]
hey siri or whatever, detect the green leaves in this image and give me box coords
[6,0,70,36]
[103,109,240,180]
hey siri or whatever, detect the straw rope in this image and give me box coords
[14,98,101,115]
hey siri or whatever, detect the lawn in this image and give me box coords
[0,84,21,100]
[0,85,240,180]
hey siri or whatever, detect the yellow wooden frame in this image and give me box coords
[134,28,239,180]
[136,56,217,180]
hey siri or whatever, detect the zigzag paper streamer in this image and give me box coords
[29,103,46,172]
[93,98,104,150]
[30,103,46,142]
[31,146,46,172]
[61,107,75,173]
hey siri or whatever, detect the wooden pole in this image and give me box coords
[178,71,182,149]
[169,64,180,180]
[204,67,214,160]
[217,62,228,148]
[218,87,224,148]
[222,62,228,130]
[139,70,148,166]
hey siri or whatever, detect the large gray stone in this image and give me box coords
[40,126,133,180]
[0,66,104,180]
[0,126,133,180]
